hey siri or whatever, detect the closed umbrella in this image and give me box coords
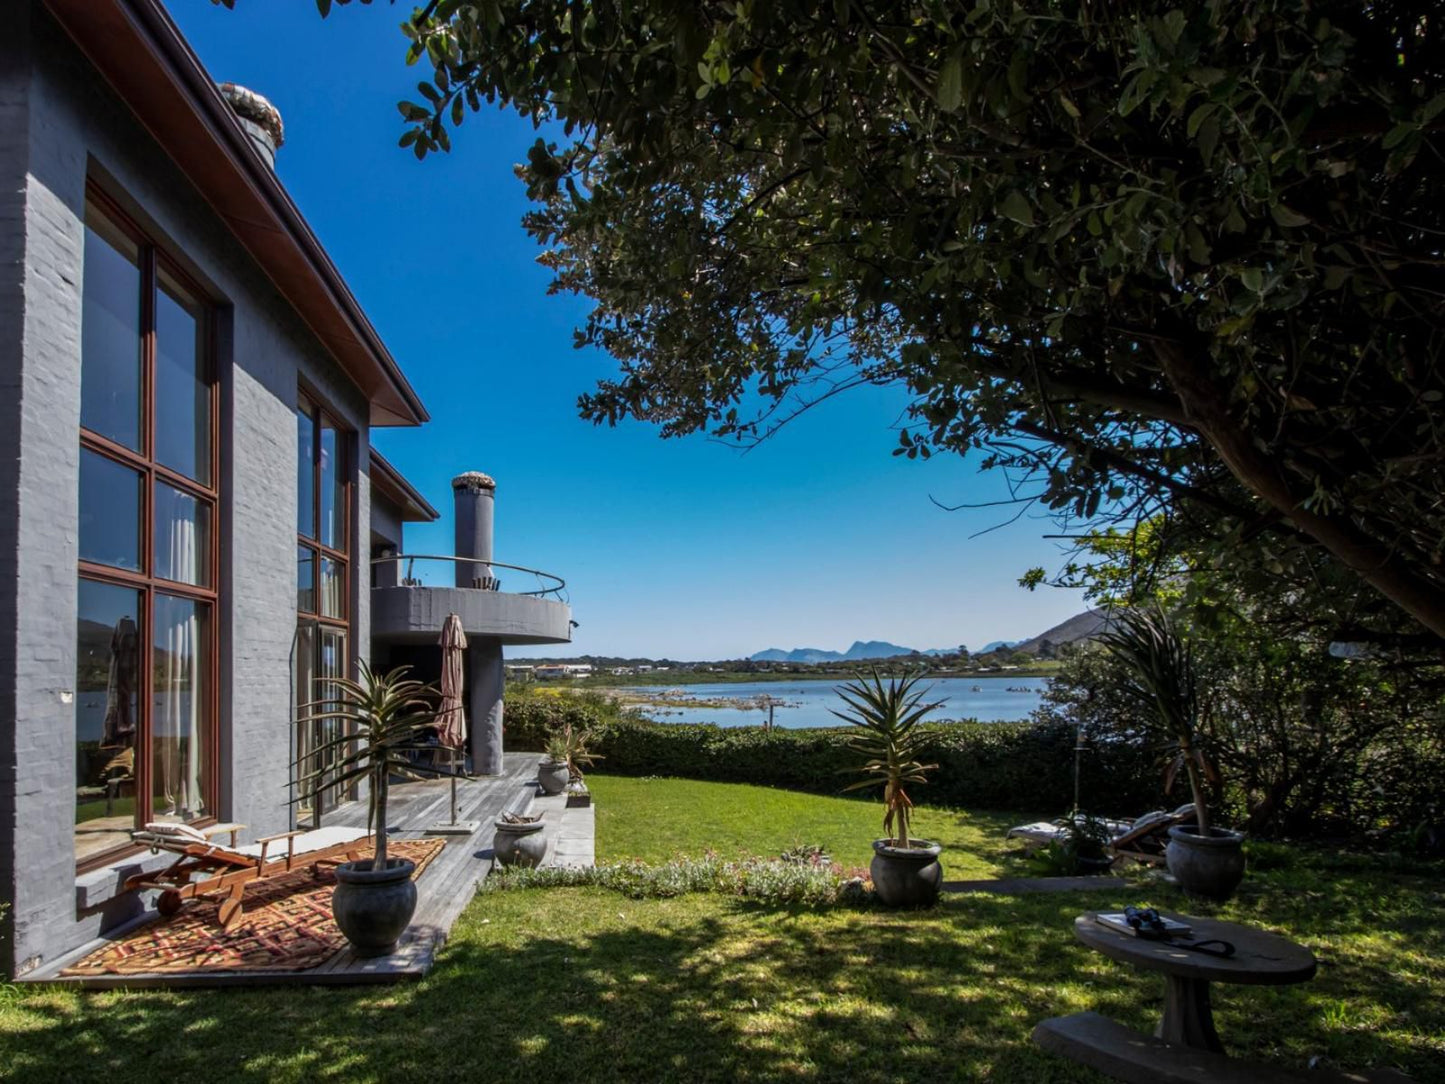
[429,613,475,834]
[436,613,468,751]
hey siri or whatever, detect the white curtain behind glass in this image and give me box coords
[157,514,203,820]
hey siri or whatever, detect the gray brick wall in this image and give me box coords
[0,5,382,976]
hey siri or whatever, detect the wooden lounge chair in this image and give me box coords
[126,822,370,931]
[1006,805,1197,867]
[1108,804,1197,866]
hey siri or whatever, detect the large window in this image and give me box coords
[75,192,217,868]
[295,396,350,825]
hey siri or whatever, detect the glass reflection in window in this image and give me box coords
[80,218,142,451]
[154,483,210,586]
[75,579,142,862]
[79,449,142,571]
[154,276,210,484]
[152,594,209,823]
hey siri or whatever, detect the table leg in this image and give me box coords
[1157,975,1223,1052]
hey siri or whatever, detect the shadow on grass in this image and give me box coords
[1,872,1439,1083]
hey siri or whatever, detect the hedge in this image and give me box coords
[504,692,1162,816]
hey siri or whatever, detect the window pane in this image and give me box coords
[294,622,318,823]
[319,421,344,551]
[319,557,345,619]
[154,276,210,485]
[80,218,142,451]
[154,483,211,586]
[297,406,315,539]
[297,545,316,613]
[151,594,210,824]
[75,579,143,862]
[79,449,142,571]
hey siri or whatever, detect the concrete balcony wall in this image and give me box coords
[371,585,572,646]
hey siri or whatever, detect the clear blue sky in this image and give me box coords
[169,1,1085,659]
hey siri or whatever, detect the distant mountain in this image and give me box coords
[750,611,1108,664]
[977,639,1022,654]
[1012,609,1111,655]
[750,640,921,663]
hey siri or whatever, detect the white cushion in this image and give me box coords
[139,821,209,845]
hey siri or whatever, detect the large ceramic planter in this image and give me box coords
[870,839,943,907]
[332,857,417,957]
[538,760,570,795]
[1166,825,1246,901]
[492,818,548,868]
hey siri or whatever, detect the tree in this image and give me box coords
[273,0,1445,642]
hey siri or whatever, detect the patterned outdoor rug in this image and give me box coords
[62,837,446,976]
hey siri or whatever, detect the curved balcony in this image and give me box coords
[370,555,573,646]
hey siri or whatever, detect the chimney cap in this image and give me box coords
[217,83,285,150]
[451,471,496,491]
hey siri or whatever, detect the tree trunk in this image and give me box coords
[1154,341,1445,642]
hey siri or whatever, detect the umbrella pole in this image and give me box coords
[427,740,479,836]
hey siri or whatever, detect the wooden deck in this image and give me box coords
[28,753,569,989]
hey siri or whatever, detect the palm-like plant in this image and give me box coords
[1096,606,1217,835]
[831,670,941,848]
[544,723,601,783]
[295,661,450,870]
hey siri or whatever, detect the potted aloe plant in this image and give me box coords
[538,722,599,797]
[1097,606,1245,901]
[833,670,944,907]
[296,662,451,956]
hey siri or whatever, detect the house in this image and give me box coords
[0,0,570,978]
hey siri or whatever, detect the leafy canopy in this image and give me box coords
[245,0,1445,643]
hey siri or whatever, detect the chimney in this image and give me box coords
[452,472,496,589]
[217,83,284,168]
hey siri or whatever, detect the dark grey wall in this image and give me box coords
[0,5,377,977]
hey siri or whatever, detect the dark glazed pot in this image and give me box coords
[538,760,570,795]
[1166,825,1246,901]
[332,857,417,957]
[492,818,548,868]
[870,839,943,907]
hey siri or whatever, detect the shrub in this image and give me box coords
[504,688,1158,815]
[481,854,868,907]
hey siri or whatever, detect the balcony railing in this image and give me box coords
[371,554,566,600]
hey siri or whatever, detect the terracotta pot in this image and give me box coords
[870,839,943,907]
[1166,825,1246,901]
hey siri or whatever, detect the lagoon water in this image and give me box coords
[626,676,1049,729]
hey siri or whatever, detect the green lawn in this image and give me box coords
[590,774,1031,877]
[1,777,1440,1083]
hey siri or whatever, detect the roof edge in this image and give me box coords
[43,0,429,428]
[370,449,440,523]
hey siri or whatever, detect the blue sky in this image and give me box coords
[169,1,1085,659]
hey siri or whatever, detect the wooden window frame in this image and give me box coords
[295,392,354,824]
[77,185,221,874]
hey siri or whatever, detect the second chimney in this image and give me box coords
[452,471,496,588]
[218,83,285,168]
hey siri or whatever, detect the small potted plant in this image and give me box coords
[491,811,548,867]
[296,662,452,956]
[833,670,943,907]
[1068,813,1115,875]
[1098,606,1244,900]
[539,722,599,797]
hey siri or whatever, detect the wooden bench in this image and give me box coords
[1032,1012,1415,1084]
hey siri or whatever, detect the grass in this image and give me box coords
[1,779,1441,1082]
[589,774,1030,877]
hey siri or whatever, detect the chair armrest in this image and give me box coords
[202,822,247,847]
[255,829,305,867]
[255,830,304,844]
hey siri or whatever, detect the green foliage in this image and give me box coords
[296,661,448,867]
[1096,607,1214,834]
[505,689,1158,816]
[542,721,601,782]
[483,854,866,908]
[288,0,1445,641]
[832,670,940,846]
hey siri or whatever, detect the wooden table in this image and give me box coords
[1074,912,1316,1053]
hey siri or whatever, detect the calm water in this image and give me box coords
[625,676,1049,729]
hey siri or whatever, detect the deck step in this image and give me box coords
[1032,1012,1413,1084]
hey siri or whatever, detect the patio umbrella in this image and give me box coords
[437,612,468,750]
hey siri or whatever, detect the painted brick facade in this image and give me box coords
[0,5,381,977]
